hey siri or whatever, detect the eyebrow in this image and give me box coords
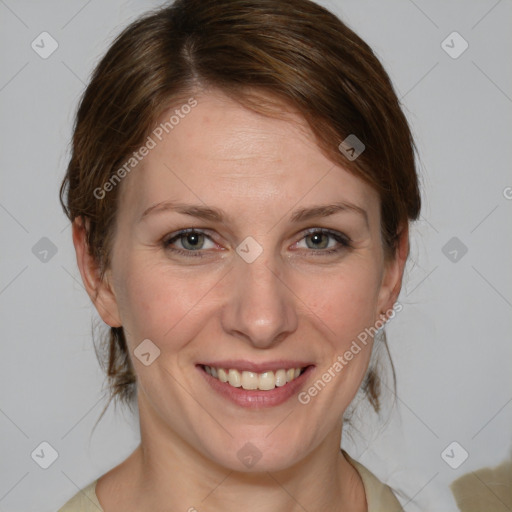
[138,200,369,227]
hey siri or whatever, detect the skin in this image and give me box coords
[73,88,409,512]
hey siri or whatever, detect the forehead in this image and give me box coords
[117,90,379,224]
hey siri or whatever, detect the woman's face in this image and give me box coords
[85,89,405,472]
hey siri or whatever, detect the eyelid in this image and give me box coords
[163,228,219,249]
[163,227,351,257]
[298,227,351,245]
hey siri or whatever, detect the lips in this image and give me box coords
[198,362,315,408]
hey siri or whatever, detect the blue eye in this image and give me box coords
[163,228,351,258]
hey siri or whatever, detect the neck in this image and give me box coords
[101,395,366,512]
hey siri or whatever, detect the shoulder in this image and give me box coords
[342,449,402,512]
[56,456,401,512]
[450,457,512,512]
[57,480,103,512]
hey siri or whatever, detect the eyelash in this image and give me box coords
[162,228,352,258]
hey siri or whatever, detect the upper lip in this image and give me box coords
[198,360,313,373]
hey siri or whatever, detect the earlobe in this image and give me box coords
[72,217,122,328]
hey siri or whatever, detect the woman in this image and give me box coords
[58,0,421,510]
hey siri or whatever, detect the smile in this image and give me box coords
[202,365,306,391]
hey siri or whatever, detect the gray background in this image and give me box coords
[1,0,511,510]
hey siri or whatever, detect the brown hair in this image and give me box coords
[60,0,421,423]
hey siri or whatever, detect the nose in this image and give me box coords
[221,252,298,349]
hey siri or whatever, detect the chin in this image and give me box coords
[202,432,311,474]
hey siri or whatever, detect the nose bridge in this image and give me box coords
[221,247,298,348]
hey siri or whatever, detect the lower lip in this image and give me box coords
[197,365,314,408]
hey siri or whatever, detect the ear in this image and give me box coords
[72,217,122,328]
[375,224,409,320]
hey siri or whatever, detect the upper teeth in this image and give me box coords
[204,366,303,391]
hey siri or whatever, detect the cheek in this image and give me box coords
[303,264,382,342]
[112,256,221,346]
[112,242,383,358]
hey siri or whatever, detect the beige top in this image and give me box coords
[450,457,512,512]
[57,449,402,511]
